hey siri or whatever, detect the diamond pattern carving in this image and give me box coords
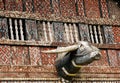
[0,45,11,65]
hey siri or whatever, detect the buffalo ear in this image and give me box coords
[42,45,78,53]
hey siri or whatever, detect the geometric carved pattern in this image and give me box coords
[23,0,34,12]
[37,21,45,41]
[0,0,4,10]
[100,0,109,18]
[103,26,114,44]
[5,0,23,11]
[112,26,120,43]
[0,18,8,39]
[29,46,42,65]
[77,0,85,16]
[107,50,119,67]
[78,24,90,42]
[53,22,65,42]
[11,46,29,65]
[25,20,38,40]
[40,47,57,66]
[60,0,76,17]
[34,0,51,15]
[84,0,100,18]
[0,45,11,65]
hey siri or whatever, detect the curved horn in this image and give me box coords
[42,45,78,53]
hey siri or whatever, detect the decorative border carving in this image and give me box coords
[0,11,119,26]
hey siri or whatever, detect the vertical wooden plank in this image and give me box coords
[19,19,24,41]
[25,20,38,40]
[69,24,74,43]
[48,22,53,42]
[64,23,70,42]
[98,25,103,44]
[93,25,99,43]
[14,19,19,40]
[73,23,79,42]
[9,18,14,40]
[89,25,94,43]
[0,18,8,39]
[43,21,48,42]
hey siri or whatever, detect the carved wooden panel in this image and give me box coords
[103,26,114,44]
[53,22,65,42]
[78,24,90,42]
[11,46,29,65]
[0,18,8,39]
[0,45,11,65]
[37,21,45,41]
[29,46,42,65]
[34,0,51,16]
[5,0,23,11]
[25,20,38,40]
[0,0,4,10]
[60,0,76,17]
[23,0,34,12]
[107,50,119,66]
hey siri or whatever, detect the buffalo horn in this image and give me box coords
[42,45,78,53]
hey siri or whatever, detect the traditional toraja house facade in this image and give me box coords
[0,0,119,82]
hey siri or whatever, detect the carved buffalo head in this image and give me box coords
[42,41,101,80]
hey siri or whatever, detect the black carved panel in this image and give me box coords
[53,22,65,42]
[37,21,45,41]
[78,24,90,42]
[0,18,8,39]
[25,20,38,40]
[103,26,114,44]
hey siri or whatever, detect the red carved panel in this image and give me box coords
[89,50,109,66]
[40,47,57,66]
[52,0,60,16]
[100,0,109,18]
[24,0,33,12]
[60,0,76,17]
[77,0,85,16]
[0,0,4,10]
[11,46,29,65]
[29,46,42,65]
[84,0,100,18]
[112,26,120,43]
[34,0,51,16]
[5,0,23,11]
[107,50,119,67]
[0,45,11,65]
